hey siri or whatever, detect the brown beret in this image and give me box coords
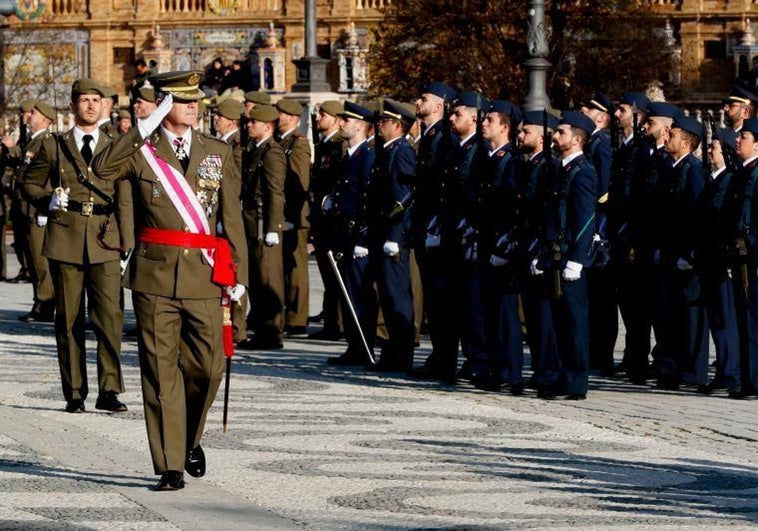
[216,99,244,120]
[100,85,118,98]
[137,86,155,103]
[276,98,304,117]
[244,90,271,105]
[71,78,104,101]
[319,100,343,117]
[20,99,36,113]
[34,101,56,121]
[118,110,131,120]
[197,100,206,115]
[249,104,279,123]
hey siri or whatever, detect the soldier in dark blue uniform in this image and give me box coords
[726,118,758,397]
[580,91,616,375]
[476,100,523,394]
[515,110,560,392]
[366,100,417,371]
[410,82,457,381]
[324,102,377,366]
[657,115,707,390]
[609,92,652,384]
[533,111,597,400]
[700,128,741,397]
[417,92,484,383]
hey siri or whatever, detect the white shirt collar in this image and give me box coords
[459,132,476,147]
[623,132,634,146]
[561,150,583,167]
[280,127,298,140]
[73,126,100,151]
[488,142,508,157]
[743,153,758,167]
[220,128,238,142]
[673,153,689,167]
[383,136,402,149]
[255,135,272,148]
[161,125,192,156]
[322,130,339,143]
[347,139,367,157]
[529,151,541,162]
[711,167,726,180]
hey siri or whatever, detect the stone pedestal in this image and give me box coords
[291,56,332,93]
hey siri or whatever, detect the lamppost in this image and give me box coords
[291,0,331,93]
[522,0,551,111]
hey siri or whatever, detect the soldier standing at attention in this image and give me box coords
[133,86,157,120]
[91,71,247,491]
[534,111,597,400]
[275,99,311,337]
[22,79,126,414]
[308,100,345,341]
[16,102,56,323]
[243,90,271,117]
[98,86,119,137]
[239,104,286,350]
[214,99,246,342]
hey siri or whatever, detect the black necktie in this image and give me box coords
[81,134,93,165]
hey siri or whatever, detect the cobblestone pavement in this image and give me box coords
[0,255,757,530]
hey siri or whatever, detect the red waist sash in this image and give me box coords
[138,227,237,287]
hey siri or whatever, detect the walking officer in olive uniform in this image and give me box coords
[17,101,57,323]
[309,100,345,340]
[91,71,248,491]
[22,79,126,414]
[240,104,286,349]
[532,111,597,400]
[276,99,311,337]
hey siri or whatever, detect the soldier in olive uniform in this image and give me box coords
[276,99,311,336]
[309,100,345,340]
[22,79,126,414]
[133,86,157,120]
[243,90,272,116]
[98,85,119,137]
[17,101,56,322]
[240,104,286,349]
[91,71,248,491]
[214,98,246,342]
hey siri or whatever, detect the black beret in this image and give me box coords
[421,82,457,102]
[559,110,596,135]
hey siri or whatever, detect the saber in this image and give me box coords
[222,356,231,432]
[327,250,376,366]
[222,301,234,432]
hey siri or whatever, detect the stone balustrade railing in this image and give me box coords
[49,0,88,17]
[159,0,281,15]
[355,0,391,10]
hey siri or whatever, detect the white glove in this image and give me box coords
[562,260,583,281]
[216,221,224,234]
[464,243,478,262]
[283,221,295,231]
[676,257,694,271]
[321,195,334,212]
[226,283,246,302]
[456,217,468,231]
[496,233,510,247]
[353,245,369,259]
[425,233,441,249]
[654,249,661,265]
[264,232,279,246]
[530,258,544,276]
[48,187,70,212]
[426,216,439,232]
[138,93,173,138]
[462,226,476,239]
[489,254,508,267]
[36,215,48,227]
[383,241,400,257]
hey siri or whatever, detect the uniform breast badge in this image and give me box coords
[197,154,223,217]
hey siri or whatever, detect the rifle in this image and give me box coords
[708,114,741,174]
[631,102,639,149]
[542,110,561,298]
[310,109,319,144]
[702,117,709,172]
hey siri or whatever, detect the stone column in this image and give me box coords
[291,0,331,92]
[522,0,551,112]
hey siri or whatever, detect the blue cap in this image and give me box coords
[422,81,457,102]
[646,102,682,119]
[522,110,559,130]
[741,118,758,138]
[619,92,650,114]
[338,101,374,122]
[379,98,416,124]
[718,128,738,151]
[671,115,703,139]
[488,100,522,124]
[452,91,488,111]
[559,110,596,135]
[585,91,614,115]
[724,85,758,106]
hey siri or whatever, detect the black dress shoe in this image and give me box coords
[307,311,325,323]
[508,383,525,396]
[307,328,342,341]
[155,471,185,491]
[284,325,308,337]
[564,393,587,400]
[185,446,206,478]
[537,390,560,400]
[95,391,128,412]
[728,388,747,400]
[65,399,85,413]
[237,338,283,350]
[472,374,501,392]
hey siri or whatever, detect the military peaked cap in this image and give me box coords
[379,99,416,125]
[338,101,373,122]
[150,70,206,101]
[585,91,614,115]
[740,118,758,138]
[422,81,457,102]
[249,104,279,123]
[560,110,596,135]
